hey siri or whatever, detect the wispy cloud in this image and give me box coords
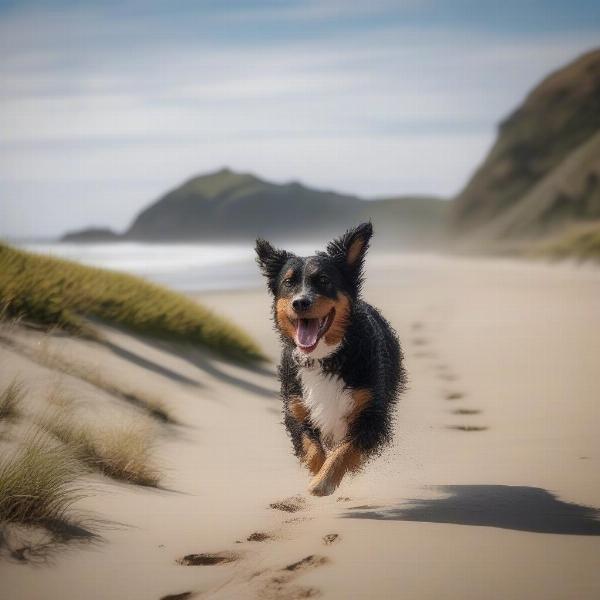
[1,1,599,237]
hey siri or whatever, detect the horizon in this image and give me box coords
[5,165,451,242]
[1,1,599,238]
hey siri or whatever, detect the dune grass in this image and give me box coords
[0,242,263,362]
[0,379,24,421]
[532,221,600,262]
[0,433,86,527]
[39,410,160,487]
[0,331,175,424]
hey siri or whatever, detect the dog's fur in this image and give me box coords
[256,223,405,496]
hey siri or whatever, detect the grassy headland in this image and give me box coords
[0,243,263,362]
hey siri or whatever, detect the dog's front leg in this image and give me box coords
[308,441,363,497]
[301,434,326,475]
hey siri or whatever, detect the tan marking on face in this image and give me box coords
[300,295,334,319]
[283,268,295,281]
[301,434,326,475]
[277,292,351,346]
[347,388,372,426]
[308,441,363,496]
[323,293,351,346]
[275,297,297,341]
[347,238,365,266]
[289,395,309,422]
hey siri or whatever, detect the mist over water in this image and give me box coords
[18,241,320,293]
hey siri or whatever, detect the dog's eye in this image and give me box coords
[282,278,293,288]
[318,275,330,286]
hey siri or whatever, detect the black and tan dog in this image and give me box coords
[256,223,405,496]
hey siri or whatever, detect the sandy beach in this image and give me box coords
[2,253,600,600]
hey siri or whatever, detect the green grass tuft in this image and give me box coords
[0,379,24,421]
[39,410,160,487]
[0,242,264,362]
[0,433,86,526]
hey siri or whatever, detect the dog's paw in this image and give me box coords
[308,476,337,497]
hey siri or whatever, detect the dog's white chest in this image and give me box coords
[299,366,353,448]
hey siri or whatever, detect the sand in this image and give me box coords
[1,254,599,599]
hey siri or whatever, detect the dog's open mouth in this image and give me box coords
[292,308,335,353]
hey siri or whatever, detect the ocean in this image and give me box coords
[17,241,318,293]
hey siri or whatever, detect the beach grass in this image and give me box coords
[2,335,175,424]
[0,379,24,421]
[0,242,264,362]
[0,433,86,527]
[39,410,160,487]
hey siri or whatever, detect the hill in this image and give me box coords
[63,168,447,247]
[472,131,600,241]
[126,168,364,242]
[452,48,600,238]
[62,227,121,243]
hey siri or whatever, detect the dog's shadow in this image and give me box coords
[344,485,600,536]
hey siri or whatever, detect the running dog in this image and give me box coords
[256,223,405,496]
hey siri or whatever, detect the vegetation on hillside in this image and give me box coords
[532,221,600,262]
[453,48,600,233]
[0,243,263,362]
[99,167,447,245]
[464,130,600,242]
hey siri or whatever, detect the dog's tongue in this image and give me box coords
[295,318,319,348]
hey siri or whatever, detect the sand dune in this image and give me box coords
[2,254,600,599]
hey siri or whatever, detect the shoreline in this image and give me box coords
[2,253,599,599]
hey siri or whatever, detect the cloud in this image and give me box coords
[0,1,599,237]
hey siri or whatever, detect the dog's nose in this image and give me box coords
[292,296,312,312]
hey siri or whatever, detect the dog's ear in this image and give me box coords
[255,238,292,294]
[326,222,373,291]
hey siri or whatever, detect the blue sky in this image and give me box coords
[1,0,599,238]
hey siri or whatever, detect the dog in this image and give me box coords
[256,222,405,496]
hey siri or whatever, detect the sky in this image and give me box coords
[1,0,599,239]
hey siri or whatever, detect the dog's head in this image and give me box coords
[255,223,372,357]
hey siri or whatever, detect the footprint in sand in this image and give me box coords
[184,500,335,598]
[447,425,488,432]
[439,372,458,382]
[414,350,436,359]
[261,555,330,600]
[444,391,464,400]
[411,337,429,347]
[435,363,458,381]
[283,555,329,573]
[411,321,424,332]
[269,495,306,513]
[452,408,481,415]
[247,532,273,542]
[160,593,193,600]
[176,551,240,566]
[322,533,340,546]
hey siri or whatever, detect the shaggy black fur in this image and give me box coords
[256,223,406,465]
